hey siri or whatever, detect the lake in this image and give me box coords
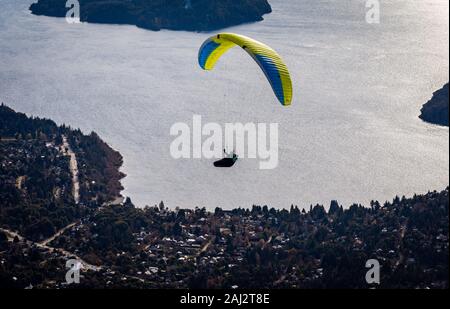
[0,0,448,209]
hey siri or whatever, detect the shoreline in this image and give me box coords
[0,104,125,205]
[419,83,449,127]
[2,103,448,211]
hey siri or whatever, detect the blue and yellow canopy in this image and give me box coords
[198,33,293,106]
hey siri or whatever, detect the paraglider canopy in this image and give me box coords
[198,33,293,106]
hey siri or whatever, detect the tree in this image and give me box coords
[0,231,8,250]
[329,200,340,215]
[173,222,182,236]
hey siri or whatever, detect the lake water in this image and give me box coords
[0,0,448,209]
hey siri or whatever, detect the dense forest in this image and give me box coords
[0,104,123,241]
[30,0,272,31]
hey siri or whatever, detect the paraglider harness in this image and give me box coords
[214,149,238,167]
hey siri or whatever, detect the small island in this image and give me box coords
[420,83,449,126]
[29,0,272,31]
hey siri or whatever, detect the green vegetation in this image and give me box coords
[0,104,123,240]
[68,130,124,205]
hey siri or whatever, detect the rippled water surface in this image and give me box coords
[1,0,448,209]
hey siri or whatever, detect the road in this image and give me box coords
[39,221,79,246]
[394,222,408,269]
[0,136,138,278]
[15,176,25,190]
[0,227,101,272]
[61,135,80,204]
[0,227,24,242]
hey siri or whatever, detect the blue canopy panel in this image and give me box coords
[198,40,221,69]
[254,54,285,104]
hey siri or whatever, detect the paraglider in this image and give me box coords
[198,33,293,106]
[214,149,238,167]
[198,33,292,168]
